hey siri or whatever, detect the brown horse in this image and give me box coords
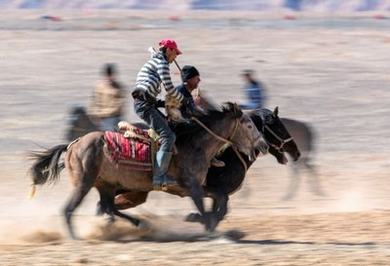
[29,102,268,239]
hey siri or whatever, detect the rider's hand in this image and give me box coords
[156,99,165,108]
[193,95,202,106]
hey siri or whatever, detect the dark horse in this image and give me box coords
[186,108,301,224]
[65,106,99,141]
[113,107,301,228]
[29,103,268,239]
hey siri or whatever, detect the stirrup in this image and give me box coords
[153,183,163,191]
[161,176,178,191]
[153,176,177,191]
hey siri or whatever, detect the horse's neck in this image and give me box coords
[200,118,236,160]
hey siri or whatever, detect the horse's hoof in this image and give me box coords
[185,213,203,223]
[96,208,104,216]
[69,233,80,241]
[224,230,246,240]
[204,214,218,232]
[106,215,115,224]
[206,224,217,232]
[137,220,151,232]
[161,183,180,192]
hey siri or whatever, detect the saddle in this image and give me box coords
[103,121,159,172]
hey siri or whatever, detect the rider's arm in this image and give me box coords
[157,61,184,103]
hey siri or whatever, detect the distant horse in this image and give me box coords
[29,103,268,239]
[65,106,99,141]
[280,118,325,200]
[113,107,301,228]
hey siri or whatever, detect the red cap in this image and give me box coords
[159,39,182,55]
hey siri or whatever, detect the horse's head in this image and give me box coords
[251,106,300,164]
[65,106,99,142]
[224,102,268,161]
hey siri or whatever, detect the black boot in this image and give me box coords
[153,151,177,191]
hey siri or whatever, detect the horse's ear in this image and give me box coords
[233,102,243,117]
[273,106,279,117]
[222,102,232,111]
[223,102,242,117]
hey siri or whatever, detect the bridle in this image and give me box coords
[264,124,293,152]
[190,105,245,146]
[190,116,239,147]
[191,116,248,174]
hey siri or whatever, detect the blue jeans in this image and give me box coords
[133,97,176,152]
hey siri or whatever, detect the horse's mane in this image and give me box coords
[247,108,271,132]
[252,108,273,121]
[173,102,242,146]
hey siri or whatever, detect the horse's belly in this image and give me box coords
[98,154,153,191]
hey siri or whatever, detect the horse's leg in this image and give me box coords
[185,178,217,231]
[100,187,141,227]
[282,162,301,201]
[213,192,229,223]
[185,194,228,231]
[111,208,140,227]
[63,179,95,240]
[63,140,102,239]
[96,193,111,217]
[107,193,140,226]
[95,181,116,223]
[185,190,217,224]
[185,188,228,231]
[185,193,212,224]
[304,158,326,197]
[114,191,149,210]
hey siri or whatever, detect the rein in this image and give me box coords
[190,116,239,146]
[264,124,293,151]
[190,116,249,176]
[231,146,248,174]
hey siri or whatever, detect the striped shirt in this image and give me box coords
[135,52,183,103]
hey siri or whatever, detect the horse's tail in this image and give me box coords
[28,144,68,195]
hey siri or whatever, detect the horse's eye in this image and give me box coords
[248,125,252,129]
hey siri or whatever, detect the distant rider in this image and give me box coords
[240,69,266,110]
[89,63,125,131]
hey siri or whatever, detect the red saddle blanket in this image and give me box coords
[104,131,153,171]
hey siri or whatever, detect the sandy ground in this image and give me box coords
[1,10,390,265]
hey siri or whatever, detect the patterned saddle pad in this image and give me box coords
[104,128,157,172]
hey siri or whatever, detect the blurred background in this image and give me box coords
[1,1,390,264]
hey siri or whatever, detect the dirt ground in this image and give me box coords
[1,10,390,265]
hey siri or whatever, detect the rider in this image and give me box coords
[176,65,225,167]
[240,69,266,110]
[131,39,184,191]
[89,63,125,131]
